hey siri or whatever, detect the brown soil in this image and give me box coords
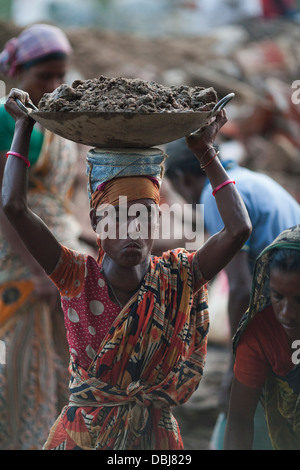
[38,75,217,113]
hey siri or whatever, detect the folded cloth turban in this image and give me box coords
[86,147,166,263]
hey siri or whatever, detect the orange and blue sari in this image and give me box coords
[44,246,209,450]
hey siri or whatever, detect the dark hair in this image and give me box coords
[22,52,68,70]
[164,138,206,179]
[269,248,300,274]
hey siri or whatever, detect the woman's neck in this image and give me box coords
[101,255,150,293]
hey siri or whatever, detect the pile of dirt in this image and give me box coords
[38,75,217,113]
[0,19,299,200]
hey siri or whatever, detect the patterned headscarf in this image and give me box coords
[0,23,72,77]
[233,224,300,354]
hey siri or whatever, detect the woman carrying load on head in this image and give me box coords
[1,87,251,450]
[224,224,300,450]
[0,24,94,449]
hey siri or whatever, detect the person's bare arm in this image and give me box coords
[225,250,252,335]
[224,377,262,449]
[0,149,61,306]
[1,89,61,275]
[0,151,52,274]
[186,111,252,282]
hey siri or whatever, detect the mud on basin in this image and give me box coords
[32,75,217,147]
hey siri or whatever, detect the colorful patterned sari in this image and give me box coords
[0,131,86,449]
[44,248,209,450]
[233,224,300,450]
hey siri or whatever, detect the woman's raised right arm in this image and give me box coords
[1,89,62,274]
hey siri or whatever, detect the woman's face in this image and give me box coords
[92,198,160,268]
[270,268,300,344]
[18,58,69,105]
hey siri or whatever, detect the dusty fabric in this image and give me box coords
[86,147,166,203]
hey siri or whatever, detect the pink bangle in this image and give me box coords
[212,179,235,197]
[6,151,30,167]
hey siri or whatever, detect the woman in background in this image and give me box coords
[225,225,300,449]
[0,23,93,449]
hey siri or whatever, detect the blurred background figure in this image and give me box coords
[0,23,94,450]
[260,0,297,18]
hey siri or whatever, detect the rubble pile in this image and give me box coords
[0,18,299,200]
[38,75,216,113]
[65,19,300,201]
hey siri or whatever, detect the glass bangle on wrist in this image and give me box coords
[212,180,235,197]
[6,151,30,167]
[200,146,219,170]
